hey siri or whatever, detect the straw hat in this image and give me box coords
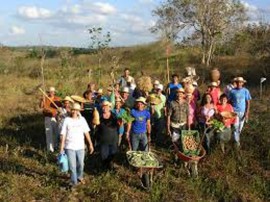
[71,102,81,111]
[62,96,74,103]
[121,87,130,93]
[107,86,113,92]
[135,97,147,105]
[49,87,56,92]
[71,95,86,103]
[149,96,161,105]
[115,97,123,103]
[220,111,237,119]
[102,100,112,107]
[234,77,246,83]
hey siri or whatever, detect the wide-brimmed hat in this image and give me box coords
[149,96,161,105]
[62,96,74,103]
[135,97,147,105]
[71,95,86,103]
[102,100,112,107]
[71,102,81,111]
[234,77,246,83]
[121,87,130,93]
[208,81,218,87]
[176,88,185,94]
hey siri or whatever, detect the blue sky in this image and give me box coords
[0,0,269,47]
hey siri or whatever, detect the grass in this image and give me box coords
[0,44,269,201]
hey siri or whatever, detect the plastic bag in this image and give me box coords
[57,153,69,173]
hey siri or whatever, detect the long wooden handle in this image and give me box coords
[39,88,59,109]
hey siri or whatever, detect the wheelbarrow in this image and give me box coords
[126,150,163,190]
[171,129,207,177]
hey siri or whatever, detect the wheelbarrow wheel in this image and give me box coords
[141,173,151,190]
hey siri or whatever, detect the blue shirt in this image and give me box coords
[131,109,150,134]
[168,83,182,102]
[229,87,251,112]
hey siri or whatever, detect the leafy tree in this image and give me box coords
[152,0,246,67]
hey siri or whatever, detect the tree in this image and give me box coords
[87,27,112,85]
[152,0,246,67]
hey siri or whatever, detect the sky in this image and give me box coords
[0,0,269,47]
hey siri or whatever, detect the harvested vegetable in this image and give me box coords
[181,130,200,156]
[211,119,225,132]
[118,110,135,123]
[126,151,160,168]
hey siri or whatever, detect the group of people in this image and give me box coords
[40,67,251,186]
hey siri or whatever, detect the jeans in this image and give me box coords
[100,144,118,160]
[233,112,245,146]
[131,133,148,151]
[44,117,58,152]
[65,149,85,185]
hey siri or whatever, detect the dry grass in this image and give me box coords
[0,45,269,201]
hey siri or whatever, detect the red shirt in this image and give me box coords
[210,87,220,106]
[216,103,235,127]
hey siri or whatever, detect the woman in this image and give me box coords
[60,103,94,186]
[216,94,236,153]
[111,97,125,146]
[186,93,197,129]
[97,101,120,169]
[197,93,216,153]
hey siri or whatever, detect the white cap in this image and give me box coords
[121,87,130,93]
[156,84,163,91]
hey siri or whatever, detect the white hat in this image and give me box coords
[192,81,198,87]
[49,87,56,92]
[234,77,246,83]
[121,87,130,93]
[154,80,160,85]
[135,97,147,105]
[97,88,103,94]
[156,84,163,91]
[71,102,81,111]
[102,100,112,107]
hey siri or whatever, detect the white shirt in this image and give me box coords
[61,116,90,150]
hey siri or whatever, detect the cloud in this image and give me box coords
[17,6,52,19]
[91,2,117,15]
[9,26,25,35]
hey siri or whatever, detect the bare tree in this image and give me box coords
[152,0,247,67]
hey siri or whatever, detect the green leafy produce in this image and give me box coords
[119,110,135,123]
[126,151,160,167]
[212,119,225,132]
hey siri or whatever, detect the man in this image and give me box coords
[60,103,94,186]
[126,97,151,151]
[167,88,189,143]
[121,87,134,109]
[40,87,61,152]
[118,68,135,88]
[166,74,183,103]
[229,77,251,148]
